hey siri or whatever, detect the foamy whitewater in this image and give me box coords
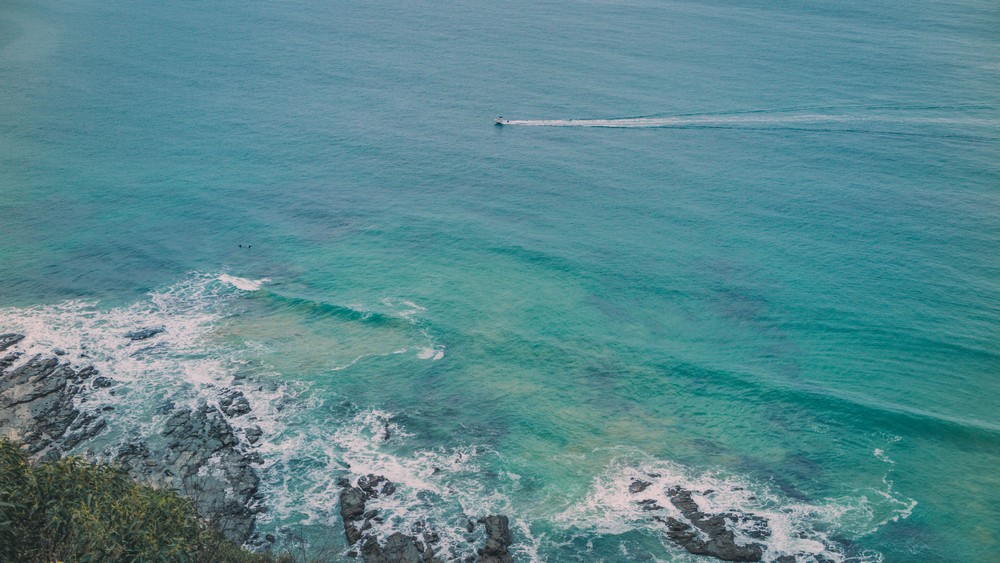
[0,275,919,561]
[2,0,999,559]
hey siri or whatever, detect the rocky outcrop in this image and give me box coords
[360,533,428,563]
[338,473,441,561]
[656,487,764,562]
[336,474,518,562]
[219,388,252,417]
[0,333,263,544]
[625,476,768,562]
[117,404,263,542]
[124,327,165,341]
[629,479,651,493]
[0,334,106,459]
[477,515,514,563]
[0,333,24,351]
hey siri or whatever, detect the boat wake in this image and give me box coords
[500,106,1000,135]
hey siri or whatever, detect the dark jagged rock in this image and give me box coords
[245,425,263,444]
[345,522,364,546]
[0,352,22,372]
[124,327,165,341]
[477,515,514,563]
[0,350,106,458]
[655,487,764,562]
[92,376,116,388]
[339,475,396,549]
[0,333,25,351]
[341,487,368,522]
[0,335,264,545]
[358,473,389,497]
[219,388,252,417]
[338,475,450,562]
[624,477,769,562]
[339,483,371,546]
[383,532,424,563]
[637,498,663,511]
[361,536,389,563]
[629,479,652,493]
[118,404,261,542]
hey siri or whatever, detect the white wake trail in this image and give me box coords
[503,113,1000,129]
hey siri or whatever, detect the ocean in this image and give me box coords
[1,0,999,560]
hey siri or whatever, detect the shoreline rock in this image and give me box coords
[337,473,514,562]
[124,327,165,341]
[0,333,263,544]
[0,334,106,459]
[477,515,514,563]
[655,486,764,562]
[118,403,262,542]
[624,475,819,562]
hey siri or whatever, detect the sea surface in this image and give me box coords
[2,0,999,560]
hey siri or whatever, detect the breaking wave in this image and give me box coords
[553,449,916,562]
[0,273,915,560]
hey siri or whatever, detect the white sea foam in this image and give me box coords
[219,274,270,291]
[2,280,489,558]
[253,406,512,560]
[377,297,446,361]
[0,273,293,445]
[0,276,916,560]
[553,449,915,562]
[0,274,489,556]
[417,346,446,360]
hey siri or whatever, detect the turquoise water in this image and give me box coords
[2,0,999,560]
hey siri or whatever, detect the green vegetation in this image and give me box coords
[0,439,277,562]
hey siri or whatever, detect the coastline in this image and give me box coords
[0,328,852,562]
[0,331,520,562]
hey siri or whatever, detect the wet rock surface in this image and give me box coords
[219,388,252,417]
[118,404,262,542]
[476,515,514,563]
[625,474,771,562]
[337,473,512,562]
[658,486,764,561]
[629,478,652,493]
[124,327,165,341]
[0,333,263,544]
[0,336,106,458]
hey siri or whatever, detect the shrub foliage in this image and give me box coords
[0,439,269,562]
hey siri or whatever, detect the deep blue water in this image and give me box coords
[2,0,999,560]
